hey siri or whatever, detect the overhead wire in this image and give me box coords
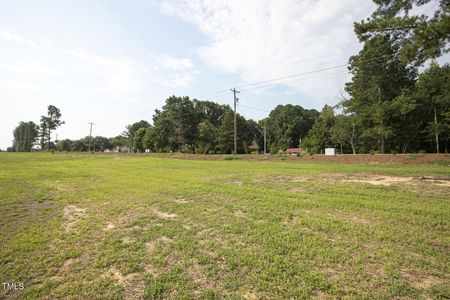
[97,54,391,122]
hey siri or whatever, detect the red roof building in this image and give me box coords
[286,148,303,154]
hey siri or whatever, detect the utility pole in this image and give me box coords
[88,122,95,152]
[231,88,240,155]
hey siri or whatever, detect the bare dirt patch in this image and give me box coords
[152,208,177,220]
[242,291,259,300]
[196,228,226,247]
[63,204,87,233]
[400,269,443,290]
[344,175,450,187]
[104,222,116,230]
[326,211,379,225]
[173,198,190,204]
[144,263,159,277]
[234,209,247,218]
[145,236,173,252]
[344,176,411,186]
[257,173,450,188]
[51,258,77,281]
[187,259,210,293]
[145,241,156,252]
[103,267,144,300]
[289,187,306,193]
[122,236,134,244]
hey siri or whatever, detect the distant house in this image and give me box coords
[286,148,303,155]
[112,146,131,153]
[248,140,260,153]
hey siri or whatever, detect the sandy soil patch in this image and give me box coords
[145,236,173,252]
[173,198,190,204]
[344,175,450,187]
[400,269,443,290]
[257,173,450,188]
[187,259,210,293]
[344,176,412,186]
[242,291,258,300]
[144,263,159,277]
[196,228,225,246]
[50,258,76,281]
[103,267,144,300]
[289,187,306,192]
[122,236,134,244]
[63,204,87,233]
[234,209,247,218]
[326,211,379,225]
[104,222,116,230]
[152,208,177,220]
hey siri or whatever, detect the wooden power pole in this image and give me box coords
[88,122,95,152]
[231,88,240,155]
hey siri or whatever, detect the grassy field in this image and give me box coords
[0,153,449,299]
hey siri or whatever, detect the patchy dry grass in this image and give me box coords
[0,153,449,299]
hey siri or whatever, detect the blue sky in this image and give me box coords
[0,0,443,149]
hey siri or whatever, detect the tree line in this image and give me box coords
[8,0,450,154]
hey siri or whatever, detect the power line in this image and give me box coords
[236,64,349,89]
[202,70,349,102]
[238,104,270,113]
[94,54,391,123]
[200,54,391,99]
[239,70,350,92]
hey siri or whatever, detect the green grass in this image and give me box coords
[0,153,449,299]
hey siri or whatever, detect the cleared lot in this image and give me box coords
[0,153,449,299]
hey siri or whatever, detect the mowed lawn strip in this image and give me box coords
[0,153,449,299]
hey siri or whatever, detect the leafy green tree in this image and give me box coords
[331,115,352,154]
[197,120,217,154]
[39,105,64,151]
[153,96,200,152]
[71,139,87,151]
[194,100,231,127]
[153,113,175,152]
[354,0,450,66]
[39,120,48,150]
[132,128,148,153]
[12,121,39,152]
[416,62,450,153]
[217,111,252,154]
[56,139,73,152]
[123,120,151,151]
[109,135,128,151]
[142,127,156,152]
[266,104,319,152]
[92,136,112,152]
[304,105,335,154]
[343,35,416,153]
[246,119,263,152]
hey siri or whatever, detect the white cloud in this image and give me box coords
[160,0,376,103]
[0,25,199,100]
[151,54,197,88]
[160,72,197,88]
[0,26,43,48]
[158,55,193,71]
[68,49,148,96]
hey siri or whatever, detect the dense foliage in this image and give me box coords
[9,1,449,154]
